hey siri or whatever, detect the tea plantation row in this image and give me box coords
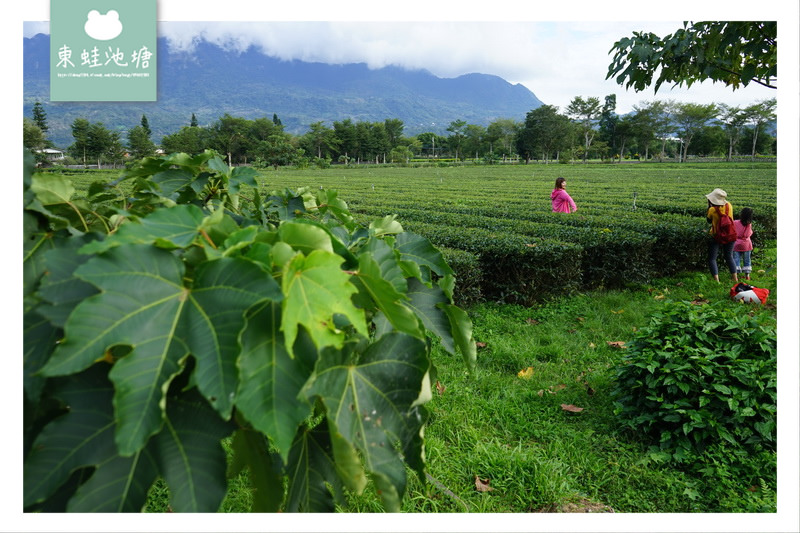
[258,163,777,304]
[59,162,777,305]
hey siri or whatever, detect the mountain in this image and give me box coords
[24,34,543,148]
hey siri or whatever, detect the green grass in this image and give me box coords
[346,248,776,513]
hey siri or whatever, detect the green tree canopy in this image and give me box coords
[673,102,718,162]
[743,98,777,158]
[516,105,572,163]
[565,96,602,163]
[717,104,748,160]
[254,133,302,170]
[485,118,520,158]
[68,118,91,164]
[141,115,152,137]
[24,119,46,152]
[32,102,49,135]
[209,114,251,164]
[161,126,210,155]
[383,118,405,149]
[446,120,468,160]
[607,21,777,93]
[128,125,157,160]
[301,121,340,159]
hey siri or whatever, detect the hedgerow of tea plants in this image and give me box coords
[23,150,476,512]
[612,300,776,464]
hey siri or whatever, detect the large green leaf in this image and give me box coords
[152,390,234,512]
[150,168,199,198]
[279,220,334,254]
[181,257,282,419]
[230,428,284,512]
[228,165,258,195]
[24,366,118,508]
[30,173,75,205]
[354,252,421,338]
[281,249,367,356]
[315,189,354,228]
[47,388,233,512]
[281,219,358,268]
[23,309,60,403]
[117,151,214,183]
[236,302,316,459]
[441,303,477,373]
[285,419,346,512]
[79,204,207,254]
[66,447,159,512]
[40,244,189,455]
[369,214,404,237]
[36,235,99,328]
[23,211,55,299]
[267,190,307,221]
[23,150,36,206]
[404,277,453,351]
[372,276,476,373]
[358,237,407,293]
[41,245,279,455]
[302,332,429,511]
[394,232,453,285]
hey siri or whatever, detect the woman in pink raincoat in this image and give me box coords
[551,177,577,213]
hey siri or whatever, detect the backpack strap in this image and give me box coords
[712,205,722,232]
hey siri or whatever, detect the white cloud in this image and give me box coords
[156,20,777,114]
[23,21,49,37]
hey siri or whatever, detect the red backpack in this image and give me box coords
[714,206,737,244]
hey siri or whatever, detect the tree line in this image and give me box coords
[517,96,776,164]
[24,95,776,169]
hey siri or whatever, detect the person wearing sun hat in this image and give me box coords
[705,188,739,283]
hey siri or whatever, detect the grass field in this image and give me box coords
[51,161,779,513]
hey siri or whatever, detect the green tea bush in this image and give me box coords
[612,300,776,462]
[399,220,583,305]
[440,248,482,307]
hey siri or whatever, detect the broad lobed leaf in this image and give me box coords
[24,153,475,513]
[302,333,430,511]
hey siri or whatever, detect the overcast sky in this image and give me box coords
[20,2,792,115]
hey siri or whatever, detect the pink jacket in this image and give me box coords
[733,220,753,252]
[551,188,577,213]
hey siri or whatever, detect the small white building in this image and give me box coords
[36,148,65,161]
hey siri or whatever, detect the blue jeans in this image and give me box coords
[732,250,752,274]
[708,239,737,276]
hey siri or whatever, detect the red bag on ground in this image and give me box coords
[730,282,769,304]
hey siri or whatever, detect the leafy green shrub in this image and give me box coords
[440,247,482,307]
[612,300,776,462]
[23,150,476,513]
[313,157,332,169]
[398,220,583,305]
